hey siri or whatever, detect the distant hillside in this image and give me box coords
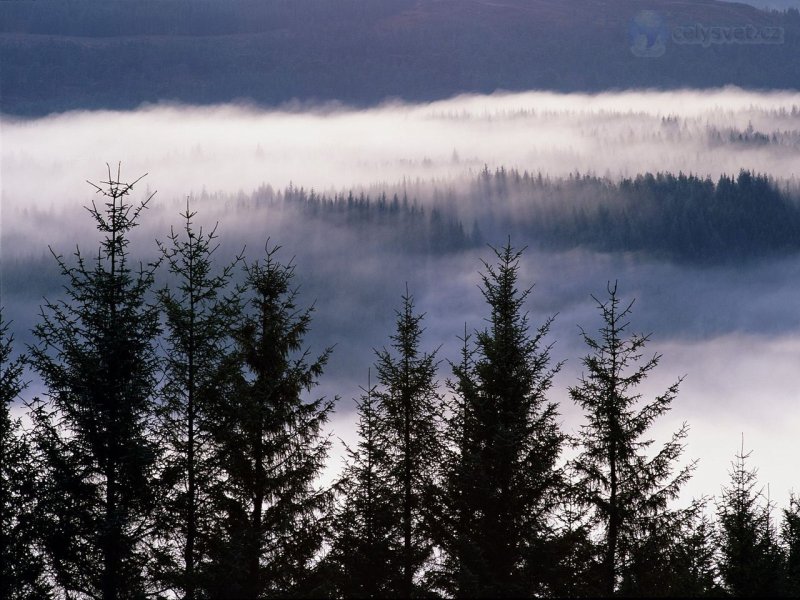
[1,0,798,115]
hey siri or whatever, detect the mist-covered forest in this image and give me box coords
[251,168,800,263]
[4,0,800,590]
[7,167,800,276]
[2,166,800,599]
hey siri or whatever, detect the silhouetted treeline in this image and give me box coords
[209,169,800,263]
[469,168,800,263]
[275,185,477,254]
[2,0,799,115]
[2,170,800,598]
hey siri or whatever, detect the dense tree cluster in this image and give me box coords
[203,168,800,264]
[468,167,800,263]
[2,169,800,599]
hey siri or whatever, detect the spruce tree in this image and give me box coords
[204,245,335,598]
[373,288,442,598]
[717,443,785,597]
[154,203,242,599]
[432,327,481,597]
[569,283,695,597]
[617,503,712,596]
[327,372,401,598]
[28,165,161,599]
[443,243,565,598]
[649,504,723,597]
[0,311,51,597]
[783,494,800,597]
[545,492,605,597]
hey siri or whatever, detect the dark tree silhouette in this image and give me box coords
[543,492,605,597]
[717,442,785,597]
[616,501,723,596]
[373,289,442,598]
[154,203,242,599]
[570,283,695,597]
[783,494,800,597]
[28,165,161,599]
[432,326,482,597]
[442,243,565,597]
[203,244,335,598]
[0,311,51,598]
[668,507,723,597]
[326,371,402,598]
[8,168,800,597]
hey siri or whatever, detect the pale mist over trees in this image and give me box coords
[2,167,800,598]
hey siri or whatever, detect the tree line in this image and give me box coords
[197,168,800,263]
[2,168,799,599]
[468,167,800,263]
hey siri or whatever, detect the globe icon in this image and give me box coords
[629,10,669,58]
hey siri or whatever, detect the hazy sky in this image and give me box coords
[3,88,800,507]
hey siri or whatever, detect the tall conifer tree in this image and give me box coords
[28,166,161,599]
[154,204,241,599]
[440,243,564,597]
[668,507,723,597]
[433,327,481,597]
[327,372,401,598]
[0,311,51,598]
[204,245,335,598]
[569,283,695,597]
[373,289,442,598]
[717,443,785,597]
[783,494,800,597]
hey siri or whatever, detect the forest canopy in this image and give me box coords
[2,167,799,598]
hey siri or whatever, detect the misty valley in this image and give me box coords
[0,82,800,598]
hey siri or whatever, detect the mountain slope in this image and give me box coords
[1,0,797,115]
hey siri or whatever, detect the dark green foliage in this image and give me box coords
[717,444,786,597]
[207,169,800,265]
[0,311,51,598]
[28,166,161,599]
[203,245,335,598]
[373,289,442,598]
[153,204,242,599]
[783,495,800,597]
[4,165,800,597]
[276,186,474,255]
[430,327,482,597]
[471,169,800,264]
[570,283,695,596]
[326,373,402,598]
[616,504,724,597]
[441,243,565,598]
[667,508,724,597]
[541,494,605,597]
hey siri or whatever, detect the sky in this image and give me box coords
[2,87,800,508]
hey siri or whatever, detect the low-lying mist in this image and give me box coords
[3,87,800,507]
[3,87,800,215]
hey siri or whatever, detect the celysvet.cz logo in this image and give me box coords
[673,23,784,47]
[629,10,785,57]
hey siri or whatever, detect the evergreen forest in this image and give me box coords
[2,167,800,599]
